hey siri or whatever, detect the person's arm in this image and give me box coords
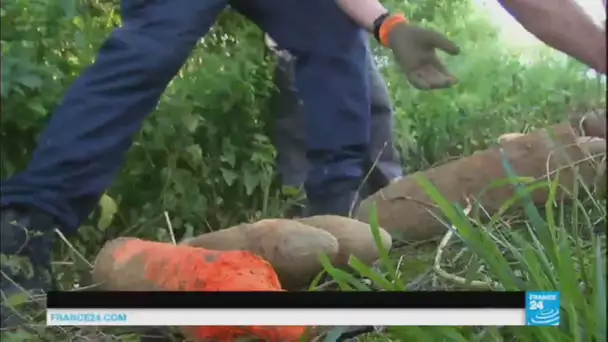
[334,0,389,32]
[499,0,606,74]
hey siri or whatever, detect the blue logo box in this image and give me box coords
[525,291,560,326]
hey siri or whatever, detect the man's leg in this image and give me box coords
[361,55,404,197]
[298,36,371,217]
[1,0,226,324]
[270,47,401,205]
[232,0,371,217]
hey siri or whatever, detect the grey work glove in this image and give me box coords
[375,14,461,90]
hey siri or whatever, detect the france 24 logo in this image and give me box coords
[525,291,560,326]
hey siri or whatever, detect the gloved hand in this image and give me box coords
[373,13,460,90]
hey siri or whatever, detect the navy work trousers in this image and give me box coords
[271,48,402,195]
[0,0,371,232]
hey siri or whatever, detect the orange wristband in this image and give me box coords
[379,14,408,47]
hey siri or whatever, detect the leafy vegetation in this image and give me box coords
[1,0,605,341]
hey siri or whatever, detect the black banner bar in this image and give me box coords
[47,291,525,309]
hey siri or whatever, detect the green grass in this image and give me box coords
[314,156,606,342]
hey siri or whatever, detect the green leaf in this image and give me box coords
[182,224,195,240]
[463,254,481,286]
[221,168,238,186]
[317,253,371,291]
[5,292,29,308]
[97,194,117,230]
[185,144,203,166]
[368,204,405,289]
[1,330,37,342]
[17,74,43,89]
[348,255,394,290]
[281,185,301,197]
[26,101,46,115]
[243,170,258,195]
[182,115,200,133]
[59,0,78,18]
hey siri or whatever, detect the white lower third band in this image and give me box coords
[47,308,526,326]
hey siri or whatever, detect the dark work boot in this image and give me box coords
[1,207,56,329]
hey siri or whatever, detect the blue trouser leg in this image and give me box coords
[367,57,403,183]
[0,0,227,233]
[362,55,404,197]
[270,49,402,197]
[233,0,372,216]
[295,40,370,215]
